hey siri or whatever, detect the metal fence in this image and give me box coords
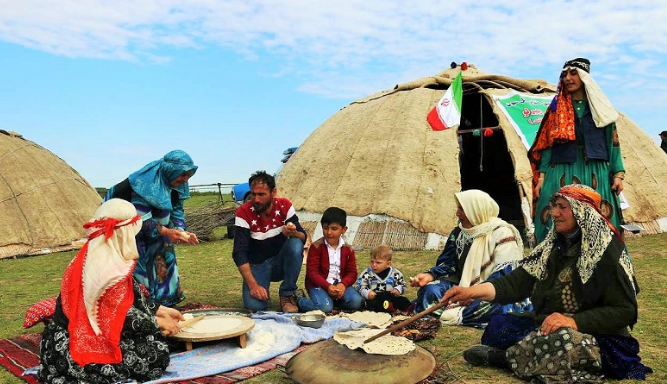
[188,183,238,203]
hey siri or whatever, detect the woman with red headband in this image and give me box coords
[442,185,651,382]
[38,198,185,384]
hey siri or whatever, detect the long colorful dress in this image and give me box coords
[131,192,187,306]
[105,150,197,306]
[529,67,626,244]
[39,282,170,383]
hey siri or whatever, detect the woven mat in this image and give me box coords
[0,332,307,384]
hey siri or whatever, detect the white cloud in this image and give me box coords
[1,0,666,134]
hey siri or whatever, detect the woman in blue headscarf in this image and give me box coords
[105,150,199,306]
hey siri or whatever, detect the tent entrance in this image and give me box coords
[458,92,525,231]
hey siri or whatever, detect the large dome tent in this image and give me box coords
[0,130,101,259]
[277,65,667,250]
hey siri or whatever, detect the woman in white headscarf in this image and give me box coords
[529,58,625,243]
[38,199,185,384]
[411,189,531,327]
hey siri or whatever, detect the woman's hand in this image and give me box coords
[535,177,545,198]
[162,228,199,245]
[611,177,623,195]
[156,305,185,336]
[441,283,496,306]
[440,286,475,306]
[183,232,199,245]
[156,305,185,322]
[157,316,181,336]
[410,273,434,287]
[540,312,577,336]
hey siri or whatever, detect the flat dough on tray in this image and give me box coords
[183,317,243,333]
[340,311,392,328]
[333,328,415,355]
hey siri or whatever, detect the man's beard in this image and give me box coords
[253,201,271,214]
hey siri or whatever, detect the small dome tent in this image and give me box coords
[0,130,101,259]
[277,65,667,250]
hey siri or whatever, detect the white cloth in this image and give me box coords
[570,67,620,127]
[454,190,524,289]
[82,199,142,334]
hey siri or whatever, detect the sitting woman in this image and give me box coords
[411,189,530,327]
[443,184,651,383]
[38,199,185,384]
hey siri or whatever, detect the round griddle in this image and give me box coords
[170,315,255,350]
[286,339,435,384]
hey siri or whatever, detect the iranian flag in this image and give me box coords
[427,72,463,131]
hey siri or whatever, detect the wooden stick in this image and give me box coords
[162,315,205,336]
[363,300,449,344]
[179,315,205,329]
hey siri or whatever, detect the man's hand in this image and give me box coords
[239,263,268,302]
[283,222,298,238]
[540,312,577,336]
[249,284,269,301]
[367,290,376,300]
[391,288,400,296]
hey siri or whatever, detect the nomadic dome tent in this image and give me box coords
[277,65,667,250]
[0,130,101,259]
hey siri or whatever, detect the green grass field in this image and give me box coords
[1,198,664,383]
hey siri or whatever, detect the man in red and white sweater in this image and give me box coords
[232,171,307,313]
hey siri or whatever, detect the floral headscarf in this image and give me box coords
[521,184,635,290]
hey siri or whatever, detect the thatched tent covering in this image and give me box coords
[278,65,667,250]
[0,130,101,259]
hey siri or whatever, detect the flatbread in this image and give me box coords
[333,329,415,355]
[341,311,392,328]
[183,317,243,333]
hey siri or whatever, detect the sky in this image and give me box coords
[1,0,666,190]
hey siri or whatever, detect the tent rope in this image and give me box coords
[479,93,484,172]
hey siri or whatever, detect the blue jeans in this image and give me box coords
[298,286,363,312]
[242,238,303,311]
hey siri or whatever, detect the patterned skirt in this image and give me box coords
[506,328,603,383]
[482,314,651,383]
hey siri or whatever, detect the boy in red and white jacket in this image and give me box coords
[297,207,362,312]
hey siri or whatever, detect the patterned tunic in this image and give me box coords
[38,280,170,384]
